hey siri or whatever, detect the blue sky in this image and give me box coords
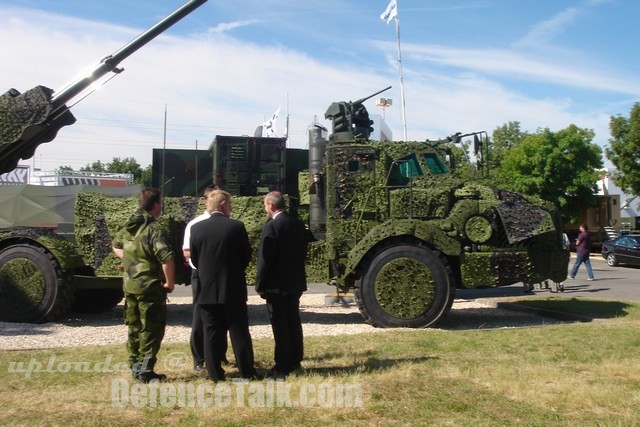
[1,0,638,171]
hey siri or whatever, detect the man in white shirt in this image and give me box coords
[182,184,228,371]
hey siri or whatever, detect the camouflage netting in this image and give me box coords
[74,193,197,284]
[73,192,312,286]
[494,190,556,244]
[0,86,52,146]
[0,86,77,174]
[317,138,569,290]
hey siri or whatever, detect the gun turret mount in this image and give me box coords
[325,86,391,142]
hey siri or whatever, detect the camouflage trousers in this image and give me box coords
[124,291,167,376]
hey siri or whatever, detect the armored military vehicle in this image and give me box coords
[0,0,208,323]
[207,88,569,328]
[302,90,568,327]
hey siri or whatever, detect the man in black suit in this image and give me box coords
[256,191,308,377]
[190,190,257,382]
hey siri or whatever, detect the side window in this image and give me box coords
[423,153,449,175]
[398,154,423,178]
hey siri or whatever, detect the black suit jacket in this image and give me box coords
[255,211,308,295]
[190,213,251,304]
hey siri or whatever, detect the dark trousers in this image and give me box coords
[199,302,255,381]
[266,293,303,374]
[190,271,205,367]
[190,271,228,367]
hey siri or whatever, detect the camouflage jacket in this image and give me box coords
[112,208,174,295]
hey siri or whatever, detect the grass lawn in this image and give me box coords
[1,297,640,426]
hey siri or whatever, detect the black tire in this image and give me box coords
[0,244,74,323]
[606,252,617,267]
[72,288,124,313]
[355,243,455,328]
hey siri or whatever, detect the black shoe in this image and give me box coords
[194,364,204,373]
[265,368,287,380]
[138,371,167,383]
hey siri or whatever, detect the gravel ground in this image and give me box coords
[0,294,566,351]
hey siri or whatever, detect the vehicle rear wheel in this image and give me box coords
[606,252,618,267]
[0,244,74,323]
[355,243,455,328]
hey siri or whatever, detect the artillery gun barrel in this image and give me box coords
[352,85,392,105]
[51,0,208,112]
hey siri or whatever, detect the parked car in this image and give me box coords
[601,234,640,267]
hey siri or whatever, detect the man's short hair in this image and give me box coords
[581,223,589,231]
[139,187,162,212]
[203,184,219,199]
[265,191,285,210]
[207,190,231,212]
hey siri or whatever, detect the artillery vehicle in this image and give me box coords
[0,1,208,323]
[206,88,569,328]
[300,88,568,327]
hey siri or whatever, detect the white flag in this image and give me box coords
[262,107,280,138]
[380,0,398,24]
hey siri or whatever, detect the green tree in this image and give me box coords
[490,121,527,173]
[140,164,152,187]
[106,157,143,183]
[497,124,603,222]
[606,102,640,196]
[77,157,150,185]
[80,160,107,172]
[57,165,74,172]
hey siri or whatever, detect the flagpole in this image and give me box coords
[394,14,408,141]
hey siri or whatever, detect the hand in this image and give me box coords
[163,282,175,293]
[117,264,124,272]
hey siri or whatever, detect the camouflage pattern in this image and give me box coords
[112,208,173,375]
[124,291,167,374]
[111,208,174,294]
[0,86,76,174]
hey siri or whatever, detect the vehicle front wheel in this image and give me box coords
[355,243,455,328]
[606,252,618,267]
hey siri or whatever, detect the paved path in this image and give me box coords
[457,254,640,302]
[174,254,640,303]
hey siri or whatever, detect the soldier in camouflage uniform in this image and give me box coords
[112,187,175,383]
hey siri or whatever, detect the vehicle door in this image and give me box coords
[625,236,640,266]
[615,237,633,264]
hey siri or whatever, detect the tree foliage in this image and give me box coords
[73,157,151,186]
[606,102,640,196]
[490,121,528,173]
[496,124,603,222]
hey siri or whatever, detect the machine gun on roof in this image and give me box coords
[324,85,392,142]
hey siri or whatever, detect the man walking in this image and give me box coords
[112,187,175,383]
[569,223,595,281]
[256,191,308,378]
[190,190,258,381]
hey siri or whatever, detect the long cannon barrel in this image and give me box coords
[0,0,208,174]
[52,0,208,113]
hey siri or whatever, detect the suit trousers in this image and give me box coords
[189,270,205,367]
[199,302,255,381]
[266,293,303,374]
[190,272,229,367]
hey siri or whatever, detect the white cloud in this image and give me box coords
[514,7,578,48]
[1,5,634,173]
[208,19,261,34]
